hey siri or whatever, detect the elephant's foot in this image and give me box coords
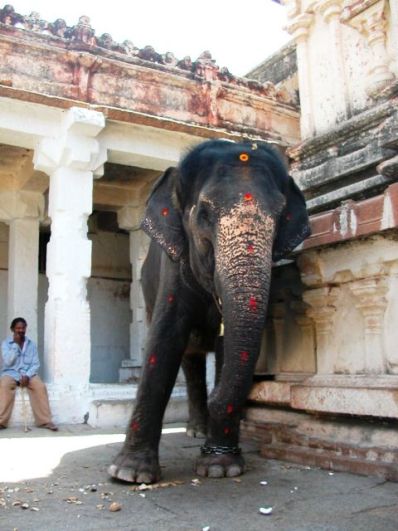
[108,447,160,484]
[186,419,207,438]
[195,452,245,478]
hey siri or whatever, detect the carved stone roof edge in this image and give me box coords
[0,6,291,103]
[288,99,396,160]
[340,0,380,22]
[246,40,296,78]
[0,83,289,146]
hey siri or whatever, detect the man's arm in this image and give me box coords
[1,340,19,368]
[24,342,40,378]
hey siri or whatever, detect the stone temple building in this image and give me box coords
[0,1,397,479]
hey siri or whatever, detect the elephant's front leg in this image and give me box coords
[195,317,265,478]
[108,266,192,483]
[195,394,246,478]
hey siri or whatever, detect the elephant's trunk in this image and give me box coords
[207,200,275,446]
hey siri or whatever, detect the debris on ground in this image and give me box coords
[65,496,83,505]
[129,480,184,492]
[109,501,122,512]
[259,507,273,515]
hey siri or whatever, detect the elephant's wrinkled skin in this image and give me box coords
[108,140,310,483]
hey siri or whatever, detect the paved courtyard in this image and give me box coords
[0,425,397,530]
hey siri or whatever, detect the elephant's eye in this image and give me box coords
[197,204,212,226]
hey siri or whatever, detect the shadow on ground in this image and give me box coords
[0,425,397,530]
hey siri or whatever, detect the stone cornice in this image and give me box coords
[0,22,300,146]
[340,0,380,23]
[0,4,292,105]
[288,99,396,160]
[303,183,398,250]
[0,84,298,147]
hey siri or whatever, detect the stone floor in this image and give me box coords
[0,424,397,530]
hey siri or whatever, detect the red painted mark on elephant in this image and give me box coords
[161,207,169,217]
[167,294,175,303]
[243,192,253,202]
[247,243,254,254]
[240,351,249,363]
[224,427,230,435]
[227,404,234,414]
[148,354,157,367]
[131,421,140,432]
[249,296,257,311]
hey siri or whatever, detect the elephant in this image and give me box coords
[108,139,310,483]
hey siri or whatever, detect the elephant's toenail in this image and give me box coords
[196,464,207,477]
[208,465,224,478]
[226,465,242,477]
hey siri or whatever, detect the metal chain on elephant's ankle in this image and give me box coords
[200,444,241,455]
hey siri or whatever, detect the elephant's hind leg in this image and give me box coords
[182,352,208,438]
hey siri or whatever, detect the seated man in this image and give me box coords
[0,317,57,431]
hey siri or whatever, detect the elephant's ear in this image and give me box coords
[272,176,311,262]
[140,167,186,261]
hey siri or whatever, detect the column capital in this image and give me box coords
[318,0,343,23]
[33,107,106,177]
[285,13,314,43]
[117,206,144,232]
[303,286,340,332]
[0,190,44,222]
[349,276,388,319]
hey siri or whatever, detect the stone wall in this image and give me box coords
[284,0,397,138]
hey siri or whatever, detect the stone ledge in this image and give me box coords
[7,383,188,428]
[301,182,398,251]
[291,385,398,418]
[89,396,188,429]
[249,381,294,406]
[248,376,398,419]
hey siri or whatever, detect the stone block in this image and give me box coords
[241,406,398,480]
[290,383,398,418]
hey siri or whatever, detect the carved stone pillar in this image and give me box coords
[291,300,316,374]
[0,191,44,343]
[271,302,285,374]
[303,287,340,374]
[318,0,349,120]
[341,0,395,97]
[286,12,315,138]
[349,277,388,373]
[117,206,150,381]
[33,107,106,389]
